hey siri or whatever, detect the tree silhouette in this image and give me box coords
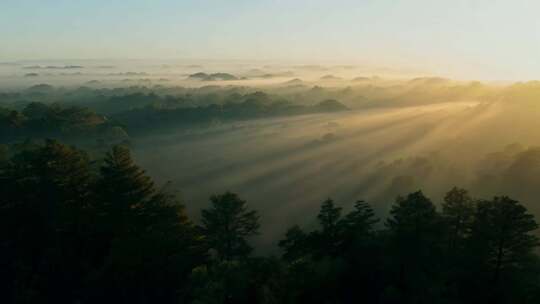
[201,192,260,262]
[317,199,342,232]
[95,145,157,235]
[442,187,475,251]
[472,196,539,285]
[2,140,540,304]
[340,200,381,303]
[385,191,445,303]
[342,200,379,243]
[0,140,95,303]
[314,199,343,256]
[279,225,309,262]
[90,144,205,303]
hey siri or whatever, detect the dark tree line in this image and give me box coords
[1,141,539,303]
[111,98,348,135]
[1,86,350,141]
[0,103,128,144]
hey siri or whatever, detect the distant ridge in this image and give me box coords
[188,72,238,81]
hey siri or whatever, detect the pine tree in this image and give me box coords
[90,145,205,303]
[0,140,95,303]
[385,191,444,302]
[340,201,381,303]
[201,192,260,262]
[386,191,442,250]
[314,199,344,255]
[442,187,475,251]
[471,196,539,285]
[317,199,342,233]
[97,145,154,230]
[279,225,309,262]
[342,200,379,240]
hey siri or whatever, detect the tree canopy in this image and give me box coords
[0,141,539,304]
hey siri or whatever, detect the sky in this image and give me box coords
[1,0,540,80]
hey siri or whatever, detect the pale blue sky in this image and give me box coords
[1,0,539,79]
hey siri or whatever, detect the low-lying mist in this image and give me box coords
[3,60,540,251]
[132,94,540,250]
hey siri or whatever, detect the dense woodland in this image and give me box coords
[1,140,539,304]
[0,102,128,144]
[0,85,349,141]
[4,0,540,301]
[0,78,518,144]
[2,81,540,303]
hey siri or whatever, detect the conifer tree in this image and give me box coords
[201,192,260,261]
[442,187,475,251]
[90,145,205,303]
[314,199,344,255]
[471,196,539,285]
[342,200,379,241]
[0,140,94,303]
[385,191,444,302]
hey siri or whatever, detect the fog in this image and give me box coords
[0,59,426,90]
[132,94,540,250]
[3,60,540,250]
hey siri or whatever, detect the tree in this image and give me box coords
[0,140,95,303]
[340,200,382,303]
[95,145,156,235]
[386,191,441,243]
[201,192,260,262]
[22,102,51,120]
[313,199,344,256]
[385,191,445,302]
[278,199,382,304]
[279,225,309,262]
[7,110,26,128]
[317,199,342,233]
[470,197,539,288]
[89,145,205,303]
[342,200,379,243]
[442,187,475,251]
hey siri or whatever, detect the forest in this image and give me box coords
[0,140,539,304]
[0,85,348,141]
[5,0,540,302]
[3,68,540,304]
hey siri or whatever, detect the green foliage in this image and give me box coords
[0,102,128,145]
[113,96,349,135]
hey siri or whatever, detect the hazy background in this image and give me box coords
[2,0,540,80]
[3,0,540,250]
[3,60,540,250]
